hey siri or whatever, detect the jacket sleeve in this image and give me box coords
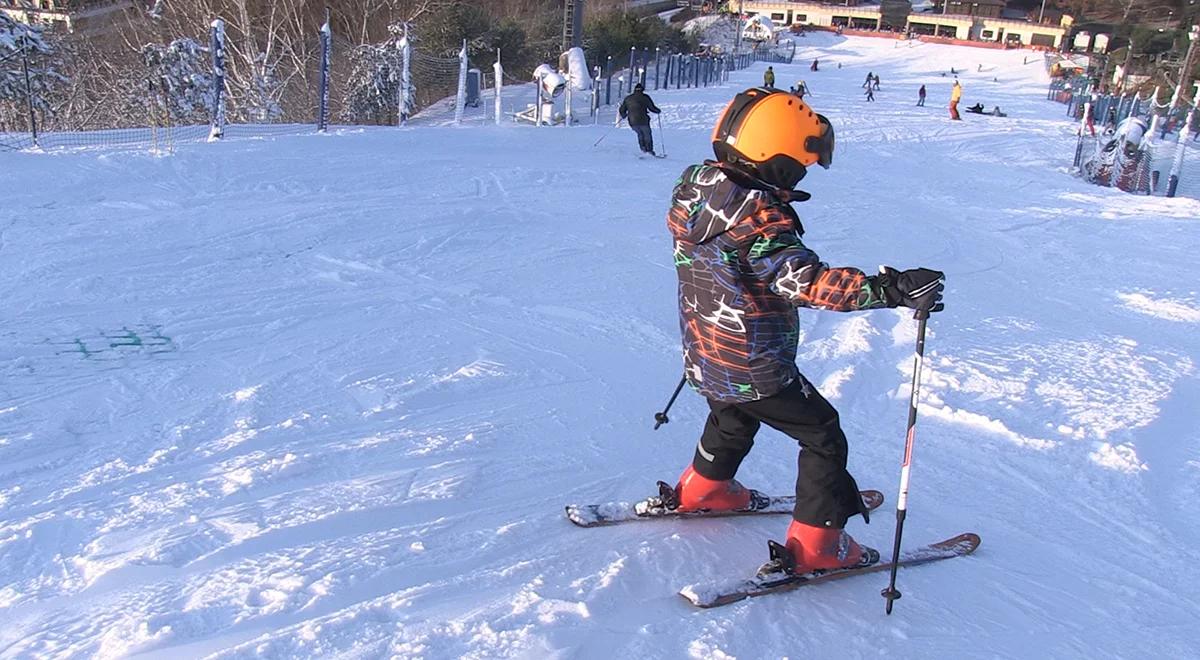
[618,99,628,118]
[648,98,661,114]
[743,208,888,312]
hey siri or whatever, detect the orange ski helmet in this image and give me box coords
[712,87,834,189]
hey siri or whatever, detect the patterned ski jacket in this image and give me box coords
[668,162,888,403]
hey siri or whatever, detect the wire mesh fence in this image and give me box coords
[1052,78,1199,198]
[1,12,796,155]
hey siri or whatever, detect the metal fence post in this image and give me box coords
[20,42,39,147]
[454,39,467,125]
[317,10,331,132]
[605,55,613,105]
[592,65,601,119]
[495,50,504,126]
[209,18,226,140]
[654,47,661,89]
[399,24,412,125]
[1167,105,1197,197]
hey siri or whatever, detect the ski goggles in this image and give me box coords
[808,114,835,169]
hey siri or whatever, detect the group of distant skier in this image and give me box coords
[615,57,1011,159]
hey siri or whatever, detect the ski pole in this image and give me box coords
[656,113,667,157]
[881,308,930,615]
[594,118,620,147]
[653,375,687,430]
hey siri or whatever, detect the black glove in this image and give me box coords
[877,266,945,313]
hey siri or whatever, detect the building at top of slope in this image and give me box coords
[0,0,135,35]
[741,0,1070,49]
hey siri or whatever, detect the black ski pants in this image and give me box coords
[631,124,654,154]
[691,378,867,528]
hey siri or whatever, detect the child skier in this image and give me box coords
[665,88,945,574]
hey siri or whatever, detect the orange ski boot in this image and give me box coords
[759,520,879,576]
[673,465,752,512]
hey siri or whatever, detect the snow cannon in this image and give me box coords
[1082,117,1150,192]
[533,64,568,99]
[515,64,570,126]
[558,47,592,91]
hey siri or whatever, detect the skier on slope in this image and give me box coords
[949,80,962,120]
[618,82,662,155]
[665,88,945,574]
[764,66,776,89]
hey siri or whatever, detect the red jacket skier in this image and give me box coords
[666,88,945,574]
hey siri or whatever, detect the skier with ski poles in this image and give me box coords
[664,87,945,575]
[618,82,662,156]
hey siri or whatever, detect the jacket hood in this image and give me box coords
[668,162,808,245]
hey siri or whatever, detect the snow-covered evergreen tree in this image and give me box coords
[0,14,58,120]
[242,53,283,124]
[341,38,403,125]
[141,37,214,125]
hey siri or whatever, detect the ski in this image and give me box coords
[565,488,884,528]
[679,532,981,608]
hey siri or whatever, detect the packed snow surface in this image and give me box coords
[3,34,1199,658]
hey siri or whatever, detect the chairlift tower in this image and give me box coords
[563,0,585,53]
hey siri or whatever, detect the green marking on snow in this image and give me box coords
[58,338,98,358]
[53,325,177,360]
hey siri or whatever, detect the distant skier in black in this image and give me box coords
[811,58,819,72]
[872,74,881,90]
[865,86,875,102]
[618,83,662,155]
[862,72,873,89]
[917,84,926,106]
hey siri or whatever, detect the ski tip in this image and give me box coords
[564,504,601,528]
[861,489,885,510]
[679,582,748,608]
[934,532,982,554]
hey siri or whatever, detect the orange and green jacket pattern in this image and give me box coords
[667,163,888,402]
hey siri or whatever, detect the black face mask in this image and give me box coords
[754,154,808,191]
[710,160,812,203]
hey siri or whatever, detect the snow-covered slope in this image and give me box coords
[2,33,1199,658]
